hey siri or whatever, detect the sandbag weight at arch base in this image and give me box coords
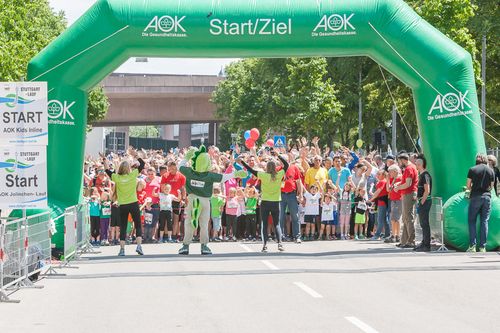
[24,0,498,251]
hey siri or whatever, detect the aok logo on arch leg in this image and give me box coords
[47,100,76,126]
[427,90,473,121]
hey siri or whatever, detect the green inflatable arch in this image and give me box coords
[27,0,499,250]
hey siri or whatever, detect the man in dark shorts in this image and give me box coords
[161,161,186,242]
[466,153,495,252]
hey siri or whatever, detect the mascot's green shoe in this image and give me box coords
[178,244,189,255]
[201,244,212,255]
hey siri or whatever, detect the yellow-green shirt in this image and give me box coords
[258,170,285,202]
[111,169,139,205]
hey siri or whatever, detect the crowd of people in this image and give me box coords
[83,137,500,255]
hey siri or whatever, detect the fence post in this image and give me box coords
[432,197,449,252]
[60,207,78,268]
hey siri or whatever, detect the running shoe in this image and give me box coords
[278,243,285,252]
[178,244,189,255]
[261,246,268,253]
[118,248,125,256]
[136,245,144,255]
[201,244,212,255]
[479,247,486,253]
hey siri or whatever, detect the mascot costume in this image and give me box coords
[178,145,246,255]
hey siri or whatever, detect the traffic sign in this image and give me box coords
[274,135,286,148]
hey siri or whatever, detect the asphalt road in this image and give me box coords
[1,240,499,333]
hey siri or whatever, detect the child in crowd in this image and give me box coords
[225,187,240,241]
[159,184,176,243]
[89,190,101,245]
[236,187,246,240]
[303,184,321,241]
[141,197,156,243]
[109,187,120,246]
[210,186,225,242]
[339,183,353,240]
[320,193,337,240]
[245,186,258,241]
[99,190,112,246]
[353,187,368,240]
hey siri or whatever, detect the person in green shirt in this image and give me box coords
[104,148,145,256]
[210,187,225,241]
[244,186,259,241]
[238,149,289,253]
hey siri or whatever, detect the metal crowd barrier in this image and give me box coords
[59,201,94,267]
[0,212,52,303]
[429,197,449,252]
[0,201,92,303]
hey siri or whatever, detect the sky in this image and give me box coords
[48,0,237,75]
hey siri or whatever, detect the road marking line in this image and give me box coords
[345,316,379,333]
[261,260,279,270]
[293,282,323,298]
[239,244,253,252]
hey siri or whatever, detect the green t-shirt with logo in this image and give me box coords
[100,201,112,218]
[180,166,223,198]
[210,196,225,218]
[258,170,285,202]
[245,197,258,215]
[111,169,139,205]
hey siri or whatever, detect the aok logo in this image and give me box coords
[427,91,473,121]
[48,100,76,126]
[143,16,187,37]
[312,14,356,37]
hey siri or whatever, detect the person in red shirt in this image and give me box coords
[369,170,390,240]
[385,165,403,243]
[144,167,161,242]
[161,161,186,242]
[93,165,111,195]
[394,153,418,248]
[279,156,304,243]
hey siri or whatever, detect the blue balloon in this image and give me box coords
[244,130,251,140]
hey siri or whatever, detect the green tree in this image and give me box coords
[0,0,66,81]
[0,0,110,127]
[87,85,110,130]
[213,58,342,143]
[469,0,500,147]
[129,126,159,138]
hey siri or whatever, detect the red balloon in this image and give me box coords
[245,139,255,149]
[266,139,274,147]
[250,128,260,141]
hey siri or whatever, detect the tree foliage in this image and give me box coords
[129,126,160,138]
[0,0,66,81]
[87,85,110,129]
[214,0,496,151]
[212,58,342,145]
[0,0,110,129]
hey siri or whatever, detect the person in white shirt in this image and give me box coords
[319,194,337,240]
[159,184,177,243]
[302,184,321,241]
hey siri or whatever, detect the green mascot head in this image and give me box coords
[190,145,210,173]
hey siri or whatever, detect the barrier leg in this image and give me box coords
[0,289,20,303]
